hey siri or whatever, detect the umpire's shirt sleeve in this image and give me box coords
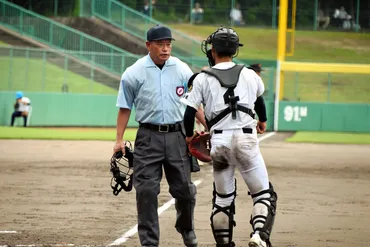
[116,70,135,110]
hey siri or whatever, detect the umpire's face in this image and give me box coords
[146,39,172,65]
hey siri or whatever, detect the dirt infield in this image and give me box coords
[1,133,370,247]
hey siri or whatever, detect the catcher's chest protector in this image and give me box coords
[201,65,255,129]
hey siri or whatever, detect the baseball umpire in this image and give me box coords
[114,25,206,247]
[181,27,278,247]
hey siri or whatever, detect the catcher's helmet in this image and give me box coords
[110,141,134,196]
[201,27,243,66]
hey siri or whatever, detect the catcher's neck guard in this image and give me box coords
[110,141,134,196]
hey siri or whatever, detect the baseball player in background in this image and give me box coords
[10,91,31,127]
[181,27,278,247]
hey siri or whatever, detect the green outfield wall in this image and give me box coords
[0,91,138,127]
[278,101,370,132]
[0,91,275,131]
[3,92,369,132]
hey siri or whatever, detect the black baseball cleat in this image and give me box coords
[181,229,198,247]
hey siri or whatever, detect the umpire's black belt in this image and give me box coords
[139,122,182,133]
[214,128,253,134]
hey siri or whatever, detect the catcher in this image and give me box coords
[181,27,278,247]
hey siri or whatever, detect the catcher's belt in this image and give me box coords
[213,128,253,134]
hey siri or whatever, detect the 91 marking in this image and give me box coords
[284,106,308,122]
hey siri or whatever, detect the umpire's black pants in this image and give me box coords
[133,127,197,247]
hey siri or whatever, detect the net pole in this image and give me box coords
[272,0,277,29]
[355,0,360,32]
[190,0,194,24]
[313,0,318,30]
[231,0,235,26]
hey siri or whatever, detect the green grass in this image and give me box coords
[0,57,117,94]
[0,126,137,141]
[170,24,370,64]
[286,131,370,144]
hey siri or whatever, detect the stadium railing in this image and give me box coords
[0,0,140,76]
[0,46,137,94]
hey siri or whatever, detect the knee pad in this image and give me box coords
[210,181,237,247]
[249,182,278,246]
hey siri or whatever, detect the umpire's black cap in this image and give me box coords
[248,63,264,72]
[147,25,175,41]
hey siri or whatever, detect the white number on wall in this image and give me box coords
[284,106,308,122]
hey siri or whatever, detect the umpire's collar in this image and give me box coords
[145,54,176,68]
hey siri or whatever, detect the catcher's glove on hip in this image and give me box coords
[188,131,211,163]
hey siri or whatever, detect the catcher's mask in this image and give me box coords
[110,141,134,196]
[201,27,243,67]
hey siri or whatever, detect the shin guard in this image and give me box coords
[249,182,278,247]
[210,181,237,247]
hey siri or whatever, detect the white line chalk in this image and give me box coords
[14,245,76,247]
[258,131,276,142]
[0,231,17,234]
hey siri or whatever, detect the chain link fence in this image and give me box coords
[0,46,133,94]
[10,0,369,31]
[283,70,370,103]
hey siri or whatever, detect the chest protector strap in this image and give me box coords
[202,65,255,130]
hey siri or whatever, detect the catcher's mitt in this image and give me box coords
[188,132,211,163]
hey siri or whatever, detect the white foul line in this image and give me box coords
[0,244,96,247]
[258,132,276,142]
[108,132,276,246]
[0,230,17,234]
[10,245,76,247]
[108,179,203,246]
